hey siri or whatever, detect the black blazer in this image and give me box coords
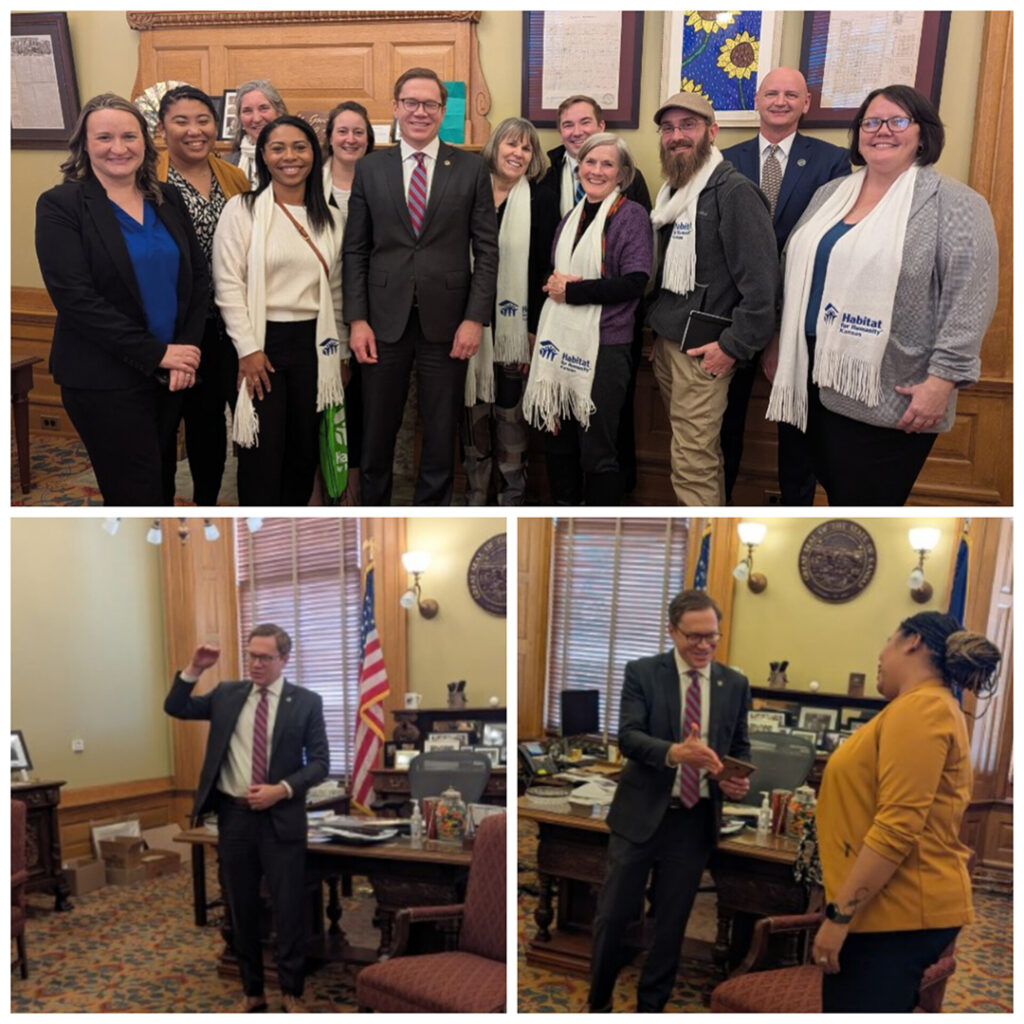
[164,674,330,842]
[607,653,751,844]
[540,144,653,215]
[719,132,850,252]
[35,177,209,390]
[342,142,499,343]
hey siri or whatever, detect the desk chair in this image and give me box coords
[737,731,817,806]
[12,800,28,979]
[408,751,491,805]
[709,912,959,1012]
[355,812,506,1012]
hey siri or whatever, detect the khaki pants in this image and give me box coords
[652,337,735,506]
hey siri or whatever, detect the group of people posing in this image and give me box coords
[36,66,998,507]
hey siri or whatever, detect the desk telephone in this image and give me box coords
[518,741,558,778]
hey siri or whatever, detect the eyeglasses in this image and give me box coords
[679,632,722,646]
[859,115,914,133]
[398,98,443,115]
[658,119,706,136]
[247,652,280,665]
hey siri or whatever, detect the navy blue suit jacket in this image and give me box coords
[720,132,850,252]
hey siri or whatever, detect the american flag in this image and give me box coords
[352,564,389,813]
[947,522,970,626]
[692,521,712,590]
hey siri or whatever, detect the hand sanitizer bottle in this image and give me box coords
[409,800,424,847]
[757,791,772,838]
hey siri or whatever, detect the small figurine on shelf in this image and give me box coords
[768,660,789,689]
[447,679,467,709]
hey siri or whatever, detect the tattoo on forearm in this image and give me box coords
[842,887,873,915]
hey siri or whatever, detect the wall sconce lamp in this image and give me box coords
[400,551,439,619]
[138,518,221,546]
[908,527,941,603]
[733,522,768,593]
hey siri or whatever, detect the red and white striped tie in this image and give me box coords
[407,152,427,235]
[251,688,269,786]
[679,670,701,808]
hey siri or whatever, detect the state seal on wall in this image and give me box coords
[798,520,877,603]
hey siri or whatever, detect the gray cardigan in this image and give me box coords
[789,165,998,431]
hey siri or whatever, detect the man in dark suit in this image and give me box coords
[589,590,751,1012]
[164,624,329,1014]
[719,66,850,505]
[343,67,499,505]
[537,94,652,495]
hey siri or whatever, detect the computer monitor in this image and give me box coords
[561,689,600,737]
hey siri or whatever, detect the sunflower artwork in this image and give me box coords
[679,11,769,118]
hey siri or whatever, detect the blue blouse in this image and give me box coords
[112,200,180,345]
[804,220,855,339]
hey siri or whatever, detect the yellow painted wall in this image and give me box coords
[13,10,987,287]
[11,518,172,787]
[728,517,958,697]
[405,517,507,708]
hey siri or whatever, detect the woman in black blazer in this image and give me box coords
[35,93,209,506]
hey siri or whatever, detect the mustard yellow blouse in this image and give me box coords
[816,682,974,933]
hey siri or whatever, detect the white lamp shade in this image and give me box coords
[399,588,418,609]
[246,517,264,533]
[204,521,221,542]
[732,561,750,582]
[737,522,767,547]
[909,527,940,552]
[402,551,431,574]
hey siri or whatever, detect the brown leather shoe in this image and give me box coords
[281,994,311,1013]
[234,995,268,1013]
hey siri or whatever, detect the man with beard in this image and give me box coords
[719,67,850,505]
[647,92,778,506]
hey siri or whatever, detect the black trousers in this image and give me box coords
[183,316,238,506]
[216,800,308,998]
[360,307,467,506]
[822,926,960,1012]
[590,800,715,1012]
[236,321,320,507]
[62,381,184,506]
[544,342,633,506]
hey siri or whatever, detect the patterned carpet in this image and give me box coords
[12,847,380,1012]
[516,820,1013,1013]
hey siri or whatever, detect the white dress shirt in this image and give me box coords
[758,130,796,184]
[400,136,441,208]
[669,652,711,800]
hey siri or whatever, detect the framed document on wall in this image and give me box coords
[11,12,81,148]
[522,11,644,129]
[799,11,951,127]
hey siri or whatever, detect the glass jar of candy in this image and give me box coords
[436,786,467,844]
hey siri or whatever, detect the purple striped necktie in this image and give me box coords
[679,669,701,808]
[251,688,269,786]
[407,151,427,235]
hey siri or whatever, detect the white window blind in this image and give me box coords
[546,517,690,738]
[235,518,363,777]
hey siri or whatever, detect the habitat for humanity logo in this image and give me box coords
[559,353,591,374]
[823,302,839,325]
[671,221,692,239]
[539,339,558,361]
[498,300,519,317]
[839,310,883,337]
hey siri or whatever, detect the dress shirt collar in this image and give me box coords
[759,130,796,161]
[252,675,285,700]
[400,135,441,165]
[672,649,710,686]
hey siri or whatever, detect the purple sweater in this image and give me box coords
[551,197,653,346]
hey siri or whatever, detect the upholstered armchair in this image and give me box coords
[12,799,29,979]
[709,911,959,1013]
[356,812,506,1013]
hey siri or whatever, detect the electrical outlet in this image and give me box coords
[41,415,59,430]
[71,738,85,753]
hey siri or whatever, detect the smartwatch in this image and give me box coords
[825,902,854,924]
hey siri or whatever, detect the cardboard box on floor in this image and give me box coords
[91,817,183,886]
[62,856,106,896]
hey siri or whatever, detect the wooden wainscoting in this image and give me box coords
[57,777,189,861]
[11,287,73,437]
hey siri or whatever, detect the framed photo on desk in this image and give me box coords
[11,730,32,771]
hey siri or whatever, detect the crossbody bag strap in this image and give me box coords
[275,199,330,278]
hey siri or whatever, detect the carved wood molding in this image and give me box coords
[127,10,481,30]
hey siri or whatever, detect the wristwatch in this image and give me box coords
[825,902,854,924]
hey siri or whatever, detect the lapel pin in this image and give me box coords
[716,679,723,687]
[797,158,807,167]
[444,159,451,166]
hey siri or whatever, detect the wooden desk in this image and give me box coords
[175,827,472,976]
[372,767,507,813]
[518,798,806,981]
[11,355,42,493]
[11,779,71,910]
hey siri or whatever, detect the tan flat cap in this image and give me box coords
[654,91,716,125]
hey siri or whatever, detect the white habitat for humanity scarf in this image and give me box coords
[232,187,345,447]
[465,174,531,405]
[650,148,722,296]
[522,190,618,432]
[767,164,917,431]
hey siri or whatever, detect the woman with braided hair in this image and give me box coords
[812,611,1000,1012]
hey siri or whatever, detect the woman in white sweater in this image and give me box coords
[213,115,347,505]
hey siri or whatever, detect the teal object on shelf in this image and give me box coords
[440,81,466,143]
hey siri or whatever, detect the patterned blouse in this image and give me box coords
[167,164,226,317]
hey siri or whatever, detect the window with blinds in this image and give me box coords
[546,517,690,738]
[235,518,363,777]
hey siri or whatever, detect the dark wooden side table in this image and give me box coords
[11,356,42,494]
[11,779,71,910]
